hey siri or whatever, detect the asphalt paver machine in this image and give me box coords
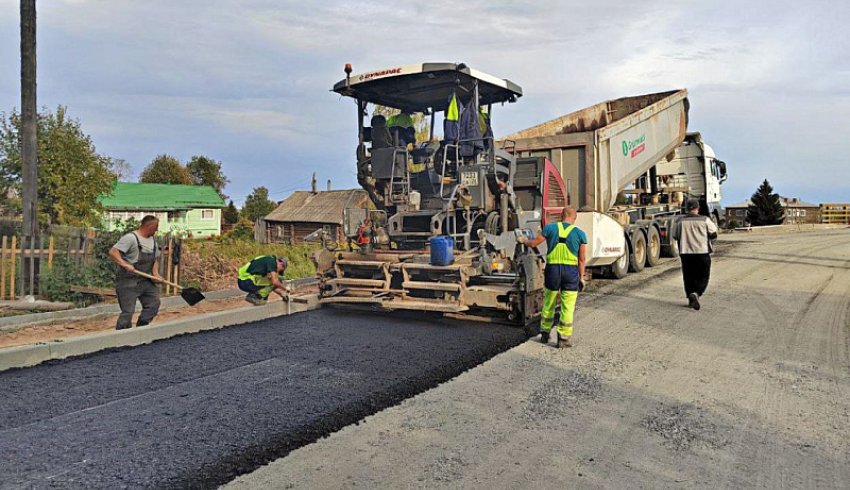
[317,63,569,326]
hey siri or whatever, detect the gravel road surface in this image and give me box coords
[0,309,526,488]
[228,230,850,489]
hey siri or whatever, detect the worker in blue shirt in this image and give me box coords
[518,206,588,347]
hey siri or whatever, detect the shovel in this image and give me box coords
[131,270,206,306]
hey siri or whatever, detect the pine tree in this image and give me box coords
[747,179,785,226]
[241,187,277,222]
[222,200,239,224]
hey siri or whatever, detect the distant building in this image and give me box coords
[725,196,820,225]
[99,182,226,237]
[264,189,370,244]
[820,203,850,224]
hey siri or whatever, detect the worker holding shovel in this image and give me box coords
[108,215,164,330]
[237,255,290,306]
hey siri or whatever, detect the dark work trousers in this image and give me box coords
[680,253,711,297]
[115,233,161,330]
[116,279,161,329]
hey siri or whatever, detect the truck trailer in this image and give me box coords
[505,93,728,278]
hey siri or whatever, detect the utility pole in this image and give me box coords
[20,0,38,296]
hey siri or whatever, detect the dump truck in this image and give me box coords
[317,63,696,325]
[506,102,728,278]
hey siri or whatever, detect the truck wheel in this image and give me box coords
[645,226,662,267]
[662,240,680,258]
[628,231,646,273]
[608,251,629,279]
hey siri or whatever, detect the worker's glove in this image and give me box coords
[516,235,529,245]
[579,279,587,292]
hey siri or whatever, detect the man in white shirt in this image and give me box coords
[671,199,718,310]
[108,216,164,329]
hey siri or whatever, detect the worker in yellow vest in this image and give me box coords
[386,111,414,130]
[518,207,588,347]
[237,255,290,305]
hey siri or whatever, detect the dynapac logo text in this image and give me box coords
[359,68,402,81]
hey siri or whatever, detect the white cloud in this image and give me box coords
[0,0,847,203]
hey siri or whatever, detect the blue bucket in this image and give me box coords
[429,236,455,266]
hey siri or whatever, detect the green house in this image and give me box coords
[99,182,226,237]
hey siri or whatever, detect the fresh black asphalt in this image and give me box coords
[0,308,526,489]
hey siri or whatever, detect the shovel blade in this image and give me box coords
[181,288,205,306]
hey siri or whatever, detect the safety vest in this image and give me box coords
[238,255,274,285]
[447,94,460,122]
[407,160,426,174]
[478,108,489,134]
[387,113,414,128]
[547,223,579,266]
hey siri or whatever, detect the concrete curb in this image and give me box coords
[0,294,321,372]
[0,278,318,333]
[0,288,244,333]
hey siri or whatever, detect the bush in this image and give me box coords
[40,234,122,305]
[40,222,135,305]
[218,219,254,241]
[40,255,115,307]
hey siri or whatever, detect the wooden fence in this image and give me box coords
[0,231,183,300]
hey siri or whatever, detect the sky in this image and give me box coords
[0,0,848,206]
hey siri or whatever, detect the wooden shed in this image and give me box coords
[264,189,370,244]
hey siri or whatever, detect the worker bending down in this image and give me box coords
[237,255,290,306]
[518,206,588,348]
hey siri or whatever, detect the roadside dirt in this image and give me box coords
[0,285,316,349]
[227,230,850,489]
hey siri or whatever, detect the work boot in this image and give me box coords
[557,334,573,348]
[540,331,550,344]
[688,293,701,311]
[245,293,267,306]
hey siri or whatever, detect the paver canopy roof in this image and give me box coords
[332,63,522,112]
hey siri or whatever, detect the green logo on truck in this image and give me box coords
[622,134,646,158]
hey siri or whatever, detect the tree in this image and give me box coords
[187,155,229,199]
[241,187,276,222]
[109,157,133,181]
[222,200,240,224]
[747,179,785,226]
[0,106,117,226]
[139,154,192,185]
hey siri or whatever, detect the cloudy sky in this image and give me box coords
[0,0,847,205]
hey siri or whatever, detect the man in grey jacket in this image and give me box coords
[671,199,718,310]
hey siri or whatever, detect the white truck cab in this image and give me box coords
[655,132,728,224]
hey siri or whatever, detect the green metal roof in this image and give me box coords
[98,182,226,210]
